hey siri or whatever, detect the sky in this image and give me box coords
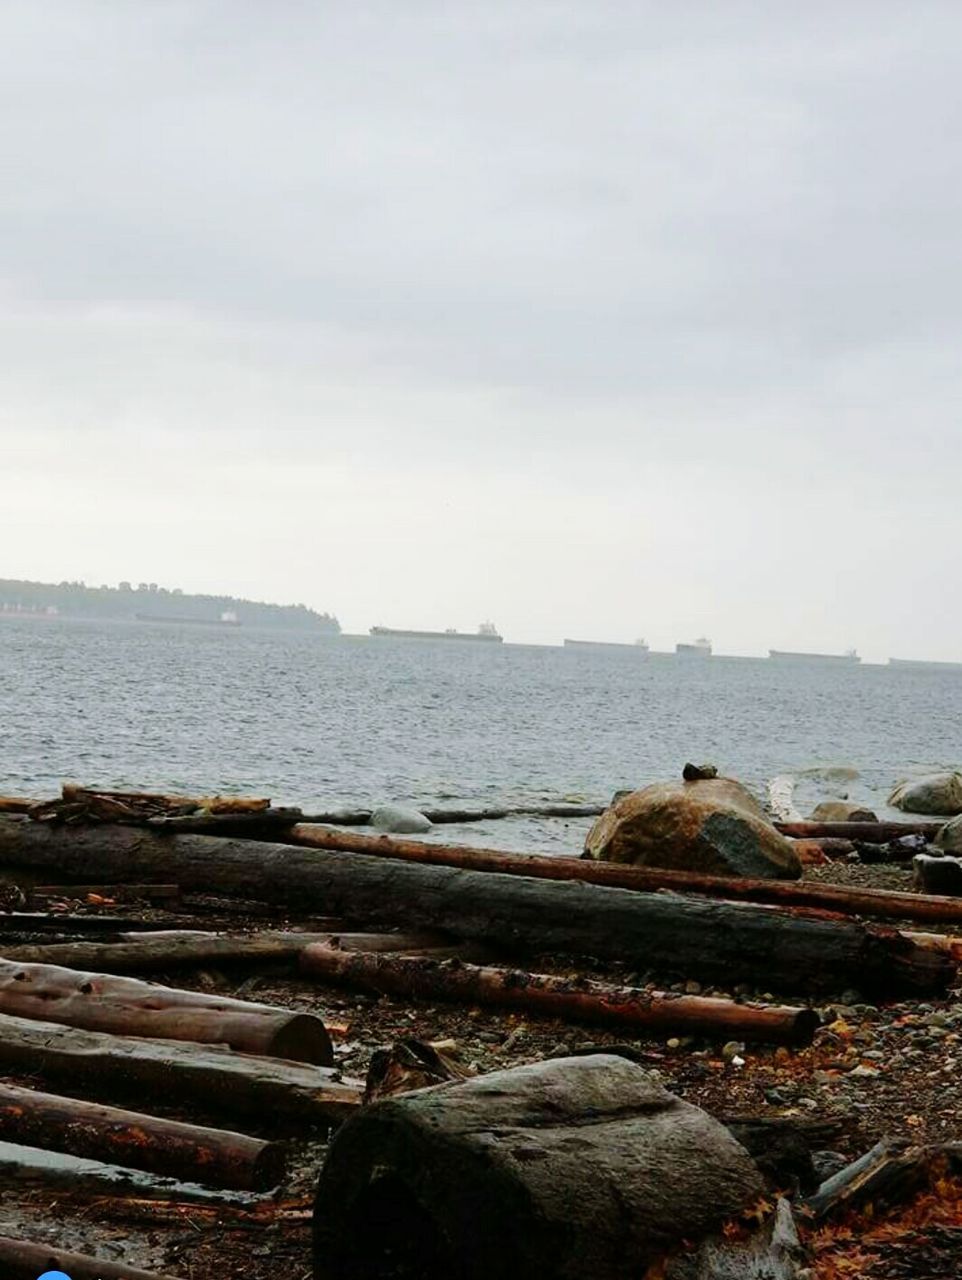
[2,1,961,659]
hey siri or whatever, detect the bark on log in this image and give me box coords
[775,820,943,842]
[0,1081,284,1189]
[0,929,458,971]
[0,958,334,1063]
[903,930,962,962]
[0,1013,361,1121]
[0,818,949,993]
[300,947,820,1046]
[313,1054,766,1280]
[801,1139,929,1222]
[285,824,962,926]
[0,1235,179,1280]
[61,783,272,814]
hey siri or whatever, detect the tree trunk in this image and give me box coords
[0,1013,361,1121]
[0,957,334,1063]
[0,1081,284,1189]
[0,818,949,994]
[313,1054,766,1280]
[300,946,819,1046]
[0,1234,179,1280]
[0,929,448,972]
[285,824,962,926]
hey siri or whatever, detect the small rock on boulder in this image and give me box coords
[370,804,432,834]
[584,777,801,880]
[889,772,962,816]
[810,801,879,823]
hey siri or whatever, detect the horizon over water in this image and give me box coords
[2,616,960,852]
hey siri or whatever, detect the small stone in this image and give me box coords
[849,1064,880,1079]
[666,1038,682,1050]
[721,1041,745,1061]
[684,980,703,995]
[840,989,863,1006]
[734,983,752,998]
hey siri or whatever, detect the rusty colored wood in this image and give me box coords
[775,820,943,842]
[300,946,820,1046]
[0,1234,179,1280]
[0,958,333,1064]
[61,783,272,814]
[285,824,962,926]
[0,1013,361,1122]
[0,1081,284,1190]
[0,798,37,815]
[903,930,962,962]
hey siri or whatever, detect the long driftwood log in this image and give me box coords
[0,1234,179,1280]
[314,1054,766,1280]
[284,825,962,926]
[0,818,949,994]
[0,929,449,972]
[300,946,819,1046]
[775,820,943,842]
[0,957,333,1063]
[0,1013,361,1121]
[0,1081,284,1190]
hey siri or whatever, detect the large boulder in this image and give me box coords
[810,801,879,823]
[889,772,962,816]
[584,777,802,880]
[370,804,432,834]
[936,815,962,855]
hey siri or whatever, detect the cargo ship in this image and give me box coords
[769,649,860,664]
[675,638,712,657]
[370,622,503,643]
[563,638,650,653]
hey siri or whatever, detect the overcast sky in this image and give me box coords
[2,2,960,658]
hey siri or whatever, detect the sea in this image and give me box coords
[2,617,960,853]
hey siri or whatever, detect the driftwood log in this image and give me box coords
[0,818,949,994]
[284,824,962,926]
[313,1054,765,1280]
[801,1138,930,1222]
[0,1235,179,1280]
[775,820,943,842]
[0,1013,361,1121]
[0,1081,283,1190]
[0,958,333,1063]
[0,929,450,972]
[300,947,820,1046]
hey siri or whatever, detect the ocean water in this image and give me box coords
[1,617,960,853]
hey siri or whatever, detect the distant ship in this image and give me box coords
[675,637,712,657]
[370,622,503,643]
[769,649,860,664]
[564,638,650,653]
[889,657,962,672]
[136,610,241,627]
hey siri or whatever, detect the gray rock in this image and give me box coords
[370,804,432,834]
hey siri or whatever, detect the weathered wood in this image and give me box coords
[0,1081,284,1189]
[801,1138,930,1222]
[0,1234,179,1280]
[314,1055,766,1280]
[0,818,949,993]
[0,797,37,814]
[365,1037,473,1103]
[0,1013,361,1121]
[775,820,943,841]
[61,783,272,814]
[285,824,962,926]
[0,929,457,972]
[300,947,820,1046]
[0,958,334,1063]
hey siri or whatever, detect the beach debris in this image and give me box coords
[682,761,719,780]
[369,803,432,833]
[0,815,951,993]
[889,770,962,816]
[300,945,821,1046]
[364,1036,472,1102]
[583,776,803,879]
[313,1055,767,1280]
[0,957,334,1062]
[0,1081,285,1190]
[0,1013,362,1121]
